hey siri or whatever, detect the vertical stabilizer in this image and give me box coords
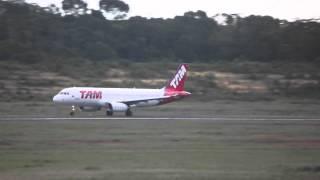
[164,64,189,92]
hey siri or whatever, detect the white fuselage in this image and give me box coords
[53,87,165,108]
[53,63,191,116]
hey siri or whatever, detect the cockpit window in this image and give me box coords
[59,92,69,95]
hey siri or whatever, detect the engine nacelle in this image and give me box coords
[108,102,128,112]
[80,106,101,112]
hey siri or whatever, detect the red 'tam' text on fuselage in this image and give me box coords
[80,91,102,99]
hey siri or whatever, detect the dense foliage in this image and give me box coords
[1,0,320,63]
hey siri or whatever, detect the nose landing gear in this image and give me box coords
[70,105,76,116]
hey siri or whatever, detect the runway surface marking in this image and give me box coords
[1,117,320,121]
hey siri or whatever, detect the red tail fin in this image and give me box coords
[165,64,189,91]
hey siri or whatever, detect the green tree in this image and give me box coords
[62,0,88,16]
[99,0,129,19]
[234,15,281,61]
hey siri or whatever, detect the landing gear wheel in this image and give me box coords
[106,111,113,116]
[125,109,132,117]
[70,105,76,116]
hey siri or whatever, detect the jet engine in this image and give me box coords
[80,106,101,112]
[107,102,129,112]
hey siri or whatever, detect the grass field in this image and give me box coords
[1,100,320,179]
[1,118,320,180]
[2,61,320,102]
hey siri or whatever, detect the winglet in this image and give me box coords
[164,64,189,92]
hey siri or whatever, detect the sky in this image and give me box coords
[26,0,320,21]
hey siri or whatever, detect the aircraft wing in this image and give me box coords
[119,95,181,107]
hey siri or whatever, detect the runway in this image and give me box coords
[1,117,320,121]
[1,114,320,180]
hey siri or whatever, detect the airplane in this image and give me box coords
[53,64,191,116]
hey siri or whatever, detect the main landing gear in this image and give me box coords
[70,105,76,116]
[106,109,133,117]
[106,110,113,116]
[125,109,133,117]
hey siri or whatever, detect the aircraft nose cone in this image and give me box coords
[53,95,60,103]
[53,95,57,102]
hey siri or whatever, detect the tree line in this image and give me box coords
[0,0,320,63]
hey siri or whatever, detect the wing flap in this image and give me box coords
[120,96,172,107]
